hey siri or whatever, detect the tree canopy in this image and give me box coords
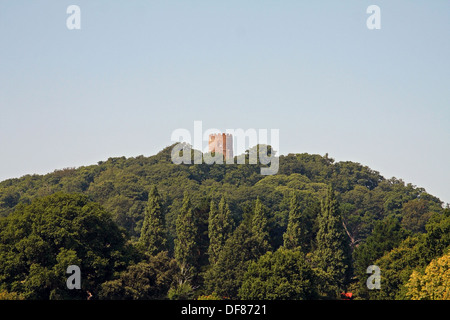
[0,145,447,300]
[0,193,132,299]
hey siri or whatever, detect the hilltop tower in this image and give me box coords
[208,133,233,160]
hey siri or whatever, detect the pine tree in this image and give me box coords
[208,196,234,265]
[251,197,271,256]
[353,217,408,298]
[174,193,199,272]
[205,198,272,298]
[283,192,304,250]
[193,196,212,270]
[139,186,167,255]
[207,199,219,265]
[205,222,258,298]
[218,196,234,237]
[313,185,350,297]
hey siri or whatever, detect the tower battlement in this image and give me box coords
[208,133,233,160]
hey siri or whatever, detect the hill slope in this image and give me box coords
[0,144,448,300]
[0,144,443,242]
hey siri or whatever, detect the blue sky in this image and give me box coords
[0,1,449,204]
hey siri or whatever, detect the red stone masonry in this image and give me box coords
[208,133,233,160]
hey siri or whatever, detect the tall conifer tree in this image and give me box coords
[139,186,167,255]
[283,192,304,250]
[313,185,350,297]
[208,196,234,265]
[251,197,271,256]
[174,193,198,272]
[205,222,258,298]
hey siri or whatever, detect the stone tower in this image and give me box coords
[208,133,233,160]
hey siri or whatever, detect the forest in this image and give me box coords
[0,144,448,300]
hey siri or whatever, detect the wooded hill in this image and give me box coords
[0,144,448,300]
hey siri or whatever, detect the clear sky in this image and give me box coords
[1,1,449,204]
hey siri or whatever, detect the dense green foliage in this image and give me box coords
[99,251,178,300]
[174,193,199,273]
[0,144,447,299]
[208,197,234,265]
[239,248,317,300]
[365,210,450,300]
[283,193,305,250]
[251,197,272,256]
[138,186,167,255]
[312,186,352,296]
[0,193,133,299]
[352,217,410,298]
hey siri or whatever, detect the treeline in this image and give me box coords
[0,145,448,299]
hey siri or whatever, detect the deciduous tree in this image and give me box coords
[239,247,317,300]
